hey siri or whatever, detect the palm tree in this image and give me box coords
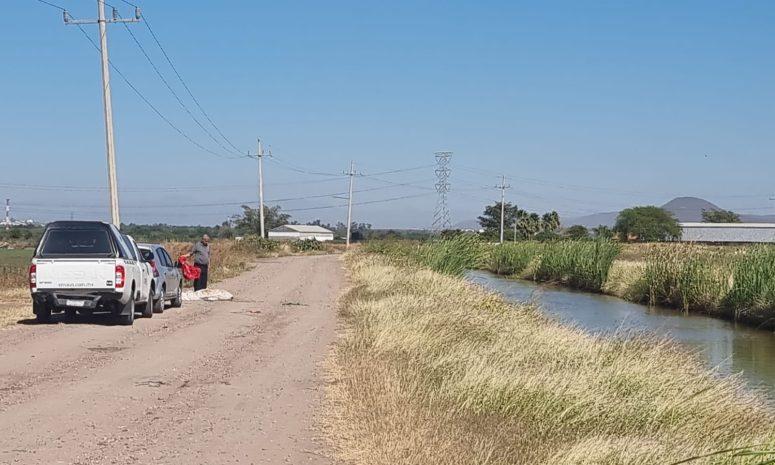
[541,211,561,232]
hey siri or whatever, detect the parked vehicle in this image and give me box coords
[29,221,152,325]
[128,235,155,318]
[138,243,183,313]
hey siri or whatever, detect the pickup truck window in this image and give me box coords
[39,229,113,257]
[121,235,139,261]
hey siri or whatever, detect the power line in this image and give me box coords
[362,176,436,191]
[362,164,436,176]
[118,19,245,158]
[107,0,243,153]
[34,0,65,10]
[283,192,435,213]
[267,156,343,177]
[73,23,245,160]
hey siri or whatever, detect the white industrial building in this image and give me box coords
[268,225,335,242]
[679,223,775,244]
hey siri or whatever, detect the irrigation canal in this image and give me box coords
[467,270,775,401]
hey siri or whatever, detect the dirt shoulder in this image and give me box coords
[0,254,342,465]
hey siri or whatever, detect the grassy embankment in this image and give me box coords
[486,240,775,327]
[327,247,775,465]
[0,238,345,327]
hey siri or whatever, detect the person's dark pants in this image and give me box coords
[194,264,209,291]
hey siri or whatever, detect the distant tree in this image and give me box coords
[702,209,741,223]
[478,203,563,241]
[441,229,465,239]
[233,205,291,236]
[307,219,335,230]
[591,225,614,240]
[478,202,527,241]
[613,206,681,242]
[564,225,590,240]
[534,230,560,242]
[541,211,561,233]
[520,213,542,238]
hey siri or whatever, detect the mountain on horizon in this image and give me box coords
[564,197,775,228]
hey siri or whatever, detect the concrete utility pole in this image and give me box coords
[513,217,518,242]
[4,199,10,230]
[346,161,355,248]
[496,175,511,244]
[257,139,266,238]
[64,1,141,228]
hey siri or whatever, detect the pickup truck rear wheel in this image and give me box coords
[117,296,135,326]
[34,302,51,324]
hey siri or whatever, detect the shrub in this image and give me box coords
[643,245,734,313]
[488,242,542,276]
[534,240,621,291]
[292,238,322,252]
[724,246,775,320]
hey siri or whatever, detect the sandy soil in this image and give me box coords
[0,254,342,465]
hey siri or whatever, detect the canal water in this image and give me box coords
[467,270,775,399]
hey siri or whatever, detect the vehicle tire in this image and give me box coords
[171,283,183,308]
[139,299,153,318]
[117,295,135,326]
[64,308,77,321]
[152,286,165,313]
[34,301,51,324]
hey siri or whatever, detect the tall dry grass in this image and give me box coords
[0,266,27,289]
[326,253,775,465]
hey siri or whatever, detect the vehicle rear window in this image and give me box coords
[140,249,155,261]
[40,229,113,257]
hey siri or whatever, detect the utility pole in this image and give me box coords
[4,199,10,230]
[346,161,355,247]
[496,175,511,244]
[513,217,517,242]
[257,139,266,238]
[64,2,141,227]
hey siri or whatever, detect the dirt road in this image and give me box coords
[0,255,342,465]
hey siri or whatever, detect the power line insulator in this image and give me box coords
[112,7,119,21]
[135,7,142,20]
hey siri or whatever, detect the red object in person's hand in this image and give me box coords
[178,256,201,280]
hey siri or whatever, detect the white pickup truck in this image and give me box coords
[30,221,152,325]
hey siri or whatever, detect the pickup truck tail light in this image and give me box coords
[115,265,125,289]
[149,260,159,278]
[29,264,36,290]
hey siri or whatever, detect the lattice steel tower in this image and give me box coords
[432,151,452,232]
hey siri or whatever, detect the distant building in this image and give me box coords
[679,223,775,244]
[268,225,335,242]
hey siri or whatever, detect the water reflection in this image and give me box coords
[467,270,775,399]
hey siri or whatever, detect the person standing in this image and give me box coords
[185,234,211,291]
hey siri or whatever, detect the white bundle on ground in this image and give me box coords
[181,289,234,301]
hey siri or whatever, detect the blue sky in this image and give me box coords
[2,0,774,227]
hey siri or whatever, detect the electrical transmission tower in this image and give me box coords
[432,151,452,232]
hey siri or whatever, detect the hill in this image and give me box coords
[565,197,775,228]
